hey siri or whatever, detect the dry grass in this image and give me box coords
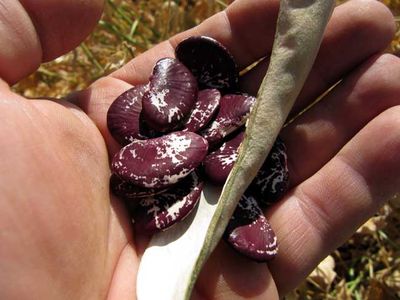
[12,0,400,299]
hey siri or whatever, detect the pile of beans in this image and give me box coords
[107,36,289,262]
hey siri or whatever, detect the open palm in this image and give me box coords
[0,0,399,299]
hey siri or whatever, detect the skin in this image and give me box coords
[0,0,399,299]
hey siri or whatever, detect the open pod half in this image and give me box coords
[137,1,335,299]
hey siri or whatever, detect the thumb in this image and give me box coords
[0,0,104,85]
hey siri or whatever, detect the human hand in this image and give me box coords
[0,0,399,299]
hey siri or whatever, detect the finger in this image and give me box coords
[267,105,400,295]
[0,0,41,84]
[240,0,395,115]
[0,0,103,84]
[19,0,104,61]
[282,53,400,187]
